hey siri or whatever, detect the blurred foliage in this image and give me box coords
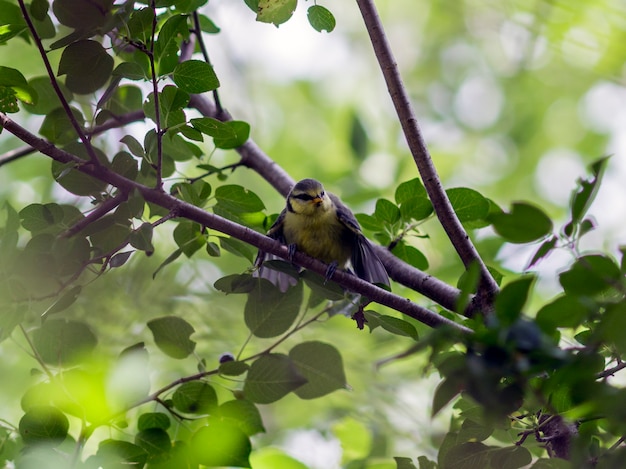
[0,0,626,468]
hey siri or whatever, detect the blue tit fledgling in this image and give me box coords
[256,178,389,291]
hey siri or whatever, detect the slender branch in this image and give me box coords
[16,0,101,166]
[0,112,471,334]
[0,110,146,168]
[597,360,626,380]
[355,0,499,308]
[192,11,224,115]
[149,1,164,190]
[60,192,128,238]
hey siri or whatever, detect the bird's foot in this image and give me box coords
[287,243,297,262]
[324,261,338,282]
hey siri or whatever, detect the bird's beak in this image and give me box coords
[312,195,323,205]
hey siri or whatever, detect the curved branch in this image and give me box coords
[0,112,471,334]
[355,0,499,308]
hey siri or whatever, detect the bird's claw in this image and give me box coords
[287,243,297,262]
[324,261,338,283]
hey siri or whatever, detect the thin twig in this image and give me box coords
[16,0,101,166]
[192,11,224,115]
[60,192,128,238]
[355,0,499,309]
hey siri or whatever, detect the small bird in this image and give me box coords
[255,178,389,291]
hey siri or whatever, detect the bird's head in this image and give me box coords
[287,178,332,215]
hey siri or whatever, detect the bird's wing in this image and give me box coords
[254,209,298,292]
[332,195,390,287]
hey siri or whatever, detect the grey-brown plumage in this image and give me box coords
[256,179,389,291]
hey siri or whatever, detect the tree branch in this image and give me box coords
[0,112,471,334]
[17,0,101,166]
[355,0,499,309]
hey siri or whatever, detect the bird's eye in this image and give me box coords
[320,191,325,197]
[293,193,313,201]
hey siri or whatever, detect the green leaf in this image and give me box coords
[143,85,189,129]
[219,360,250,376]
[301,270,345,301]
[494,276,535,326]
[155,14,189,76]
[244,280,302,338]
[191,117,250,149]
[173,221,206,257]
[399,196,433,222]
[0,1,27,45]
[394,457,418,469]
[41,285,82,321]
[432,376,462,417]
[152,248,182,279]
[446,187,490,224]
[375,198,400,224]
[127,7,154,44]
[51,144,109,196]
[197,13,221,33]
[58,40,114,94]
[135,428,171,458]
[0,66,37,107]
[526,235,557,269]
[93,439,148,468]
[138,412,171,431]
[307,5,335,33]
[40,107,86,145]
[19,406,69,446]
[559,254,621,297]
[218,400,265,436]
[536,295,590,332]
[566,156,609,235]
[214,274,257,294]
[364,311,418,339]
[243,354,306,404]
[172,381,218,414]
[32,319,97,366]
[489,202,553,244]
[332,417,372,461]
[52,0,113,29]
[215,185,265,213]
[23,76,73,115]
[102,84,143,115]
[395,178,428,203]
[120,134,146,158]
[191,421,251,467]
[171,180,212,206]
[219,236,256,263]
[250,448,308,469]
[173,60,220,93]
[19,203,65,233]
[355,213,384,232]
[256,0,297,26]
[289,341,347,399]
[147,316,196,359]
[129,222,154,254]
[391,242,429,270]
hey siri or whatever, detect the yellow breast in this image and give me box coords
[282,207,352,266]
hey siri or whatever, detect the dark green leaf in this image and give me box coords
[394,457,418,469]
[155,15,189,76]
[23,76,73,115]
[219,360,250,376]
[395,178,428,204]
[568,156,609,232]
[173,221,206,257]
[135,428,171,457]
[301,270,345,301]
[41,285,81,321]
[559,254,621,296]
[191,421,251,467]
[197,13,220,33]
[147,316,196,359]
[489,202,553,244]
[244,280,302,338]
[40,107,86,145]
[152,248,182,279]
[355,213,383,232]
[215,185,265,213]
[494,276,535,325]
[363,311,418,339]
[120,134,146,158]
[52,0,113,29]
[19,406,69,446]
[32,319,97,366]
[399,196,433,222]
[173,60,220,93]
[58,40,114,94]
[307,5,335,33]
[536,295,590,332]
[129,222,154,254]
[102,84,143,115]
[527,235,557,269]
[172,381,217,414]
[243,354,306,404]
[94,439,148,468]
[432,376,462,417]
[219,236,256,263]
[127,7,153,44]
[214,274,257,294]
[0,66,37,106]
[138,412,171,431]
[289,341,347,399]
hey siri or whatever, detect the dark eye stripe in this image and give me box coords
[294,193,314,201]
